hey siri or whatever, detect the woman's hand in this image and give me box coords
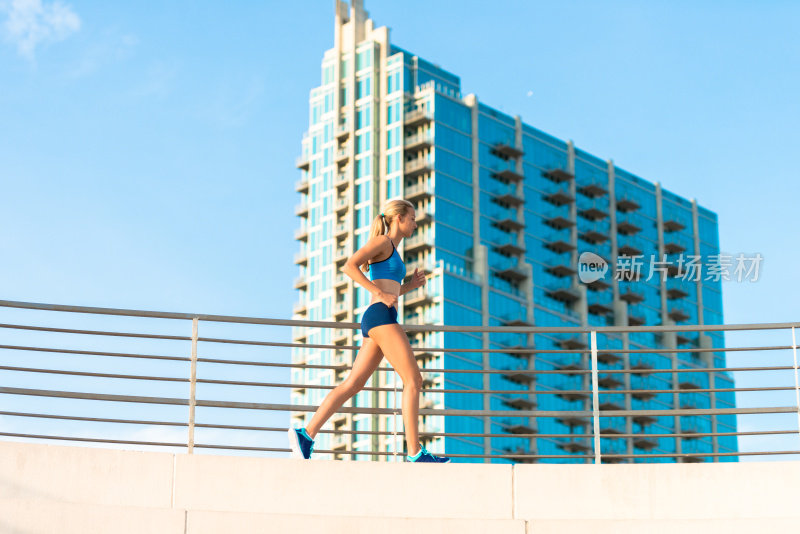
[376,290,398,308]
[408,268,427,290]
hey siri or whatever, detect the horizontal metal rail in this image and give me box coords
[1,299,799,464]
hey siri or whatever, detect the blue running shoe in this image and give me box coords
[406,445,450,463]
[288,427,314,459]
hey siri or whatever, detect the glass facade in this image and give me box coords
[291,1,737,463]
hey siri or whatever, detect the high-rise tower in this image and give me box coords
[290,0,736,463]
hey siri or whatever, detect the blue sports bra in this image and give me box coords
[369,237,406,284]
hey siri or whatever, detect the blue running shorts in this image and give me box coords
[360,302,399,338]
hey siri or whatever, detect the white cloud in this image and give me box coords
[1,0,81,60]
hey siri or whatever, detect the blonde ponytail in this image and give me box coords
[360,198,414,273]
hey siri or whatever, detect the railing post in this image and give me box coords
[393,370,399,461]
[590,330,601,464]
[792,327,800,446]
[188,317,198,454]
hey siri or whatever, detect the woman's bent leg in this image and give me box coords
[367,323,423,456]
[305,338,383,439]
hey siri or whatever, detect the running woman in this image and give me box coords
[288,199,450,463]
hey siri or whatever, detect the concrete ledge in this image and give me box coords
[527,518,800,534]
[0,440,174,508]
[174,455,513,519]
[514,463,800,521]
[187,511,526,534]
[2,440,800,533]
[0,498,185,534]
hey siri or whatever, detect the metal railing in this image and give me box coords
[0,299,799,463]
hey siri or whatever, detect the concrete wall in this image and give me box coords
[1,440,798,533]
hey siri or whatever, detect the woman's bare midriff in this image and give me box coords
[369,279,401,306]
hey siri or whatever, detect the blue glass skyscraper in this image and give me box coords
[291,0,737,463]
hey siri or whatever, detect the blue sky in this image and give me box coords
[1,1,799,458]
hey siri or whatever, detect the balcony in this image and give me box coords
[491,168,525,183]
[633,414,657,426]
[558,415,589,428]
[334,272,348,289]
[404,132,432,152]
[405,181,433,201]
[619,288,645,304]
[292,301,307,315]
[294,227,309,241]
[558,441,591,453]
[578,181,608,198]
[597,352,622,364]
[579,227,609,244]
[588,302,613,316]
[618,237,645,257]
[295,154,310,171]
[502,370,535,385]
[633,389,656,401]
[544,168,574,183]
[334,247,348,264]
[404,288,433,308]
[634,438,658,451]
[628,314,646,326]
[335,220,349,238]
[295,178,309,194]
[496,265,528,282]
[503,317,532,326]
[545,233,575,254]
[597,375,623,389]
[631,361,654,376]
[294,203,309,218]
[586,278,611,292]
[678,380,703,391]
[406,259,437,275]
[334,173,349,190]
[333,301,349,319]
[335,148,350,166]
[544,186,574,206]
[293,251,308,266]
[544,209,573,230]
[507,423,536,434]
[293,276,307,290]
[616,196,640,212]
[405,234,433,253]
[556,388,588,402]
[491,142,524,160]
[493,216,524,232]
[559,336,587,350]
[667,263,686,278]
[505,447,536,463]
[600,402,623,412]
[494,235,526,256]
[616,216,642,235]
[492,189,525,207]
[547,263,576,277]
[663,218,686,233]
[334,197,348,215]
[503,397,536,412]
[547,282,580,304]
[668,307,691,322]
[335,122,349,140]
[404,158,432,178]
[664,239,688,254]
[616,267,642,282]
[403,108,432,127]
[577,198,609,221]
[666,278,690,300]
